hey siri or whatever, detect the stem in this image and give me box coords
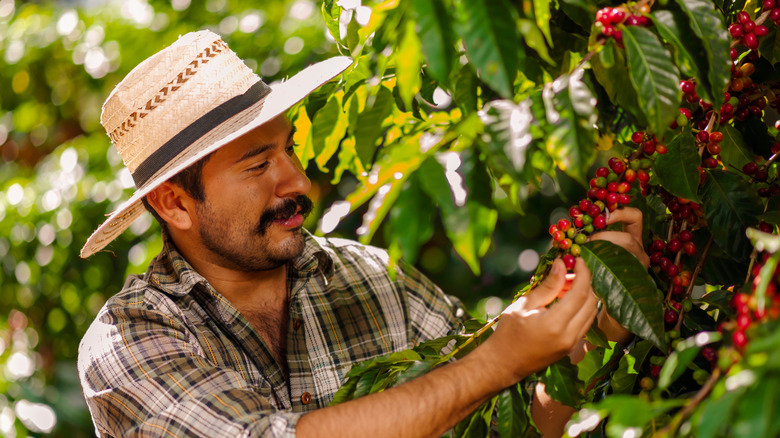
[655,368,721,437]
[697,112,718,157]
[443,313,501,361]
[577,49,597,70]
[684,235,715,300]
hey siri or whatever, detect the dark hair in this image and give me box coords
[141,154,212,228]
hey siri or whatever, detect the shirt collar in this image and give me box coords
[146,229,334,298]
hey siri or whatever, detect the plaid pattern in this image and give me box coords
[78,230,465,437]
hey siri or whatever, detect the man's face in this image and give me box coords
[193,115,313,271]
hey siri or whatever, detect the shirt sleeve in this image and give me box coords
[78,302,301,438]
[395,259,470,344]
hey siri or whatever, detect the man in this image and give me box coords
[78,31,647,437]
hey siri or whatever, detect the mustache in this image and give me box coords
[255,195,313,234]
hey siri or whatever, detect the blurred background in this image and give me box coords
[0,0,581,435]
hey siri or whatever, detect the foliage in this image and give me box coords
[308,0,780,436]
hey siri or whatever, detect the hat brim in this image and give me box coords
[80,56,353,258]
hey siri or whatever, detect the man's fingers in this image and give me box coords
[550,258,594,318]
[605,207,643,241]
[566,290,599,341]
[523,259,567,309]
[589,231,650,267]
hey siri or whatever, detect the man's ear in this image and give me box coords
[146,182,196,231]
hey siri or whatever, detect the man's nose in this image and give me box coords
[276,152,311,197]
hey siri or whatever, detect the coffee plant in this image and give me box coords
[297,0,780,436]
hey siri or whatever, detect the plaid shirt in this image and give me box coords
[78,231,465,437]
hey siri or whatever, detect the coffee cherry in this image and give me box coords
[574,233,588,245]
[707,142,721,155]
[640,377,655,390]
[755,168,769,182]
[618,194,631,205]
[596,167,610,178]
[744,33,759,50]
[743,162,758,175]
[702,346,717,362]
[664,308,679,324]
[655,144,668,154]
[593,215,607,230]
[702,157,719,168]
[683,241,697,256]
[679,230,693,242]
[709,131,723,143]
[558,218,571,232]
[733,330,748,349]
[650,365,662,378]
[666,263,680,277]
[624,169,637,183]
[560,238,572,250]
[696,130,709,143]
[729,23,745,38]
[563,254,576,270]
[631,131,644,144]
[755,25,769,37]
[667,238,682,253]
[737,313,752,330]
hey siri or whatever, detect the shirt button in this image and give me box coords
[293,318,302,331]
[301,392,312,405]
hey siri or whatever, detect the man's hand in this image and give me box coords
[588,206,649,344]
[478,257,599,388]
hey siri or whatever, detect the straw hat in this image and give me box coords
[80,30,351,258]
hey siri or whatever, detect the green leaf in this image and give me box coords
[719,124,755,173]
[532,0,553,46]
[672,0,732,109]
[623,25,681,136]
[591,39,646,127]
[457,0,518,98]
[321,0,343,45]
[517,18,557,66]
[732,377,778,437]
[417,156,497,274]
[385,176,435,264]
[310,95,344,169]
[542,69,598,185]
[353,86,394,167]
[540,357,583,407]
[653,126,702,202]
[581,240,666,349]
[658,331,722,389]
[577,342,617,384]
[585,322,610,349]
[610,340,653,394]
[759,27,780,65]
[697,386,744,438]
[697,289,735,315]
[697,230,750,287]
[497,385,529,438]
[396,20,424,110]
[452,64,479,115]
[651,8,714,103]
[479,99,535,182]
[701,170,763,257]
[394,360,435,385]
[413,0,456,85]
[755,250,780,312]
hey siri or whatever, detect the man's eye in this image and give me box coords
[286,143,298,155]
[250,162,269,172]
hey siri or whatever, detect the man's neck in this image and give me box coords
[170,233,289,308]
